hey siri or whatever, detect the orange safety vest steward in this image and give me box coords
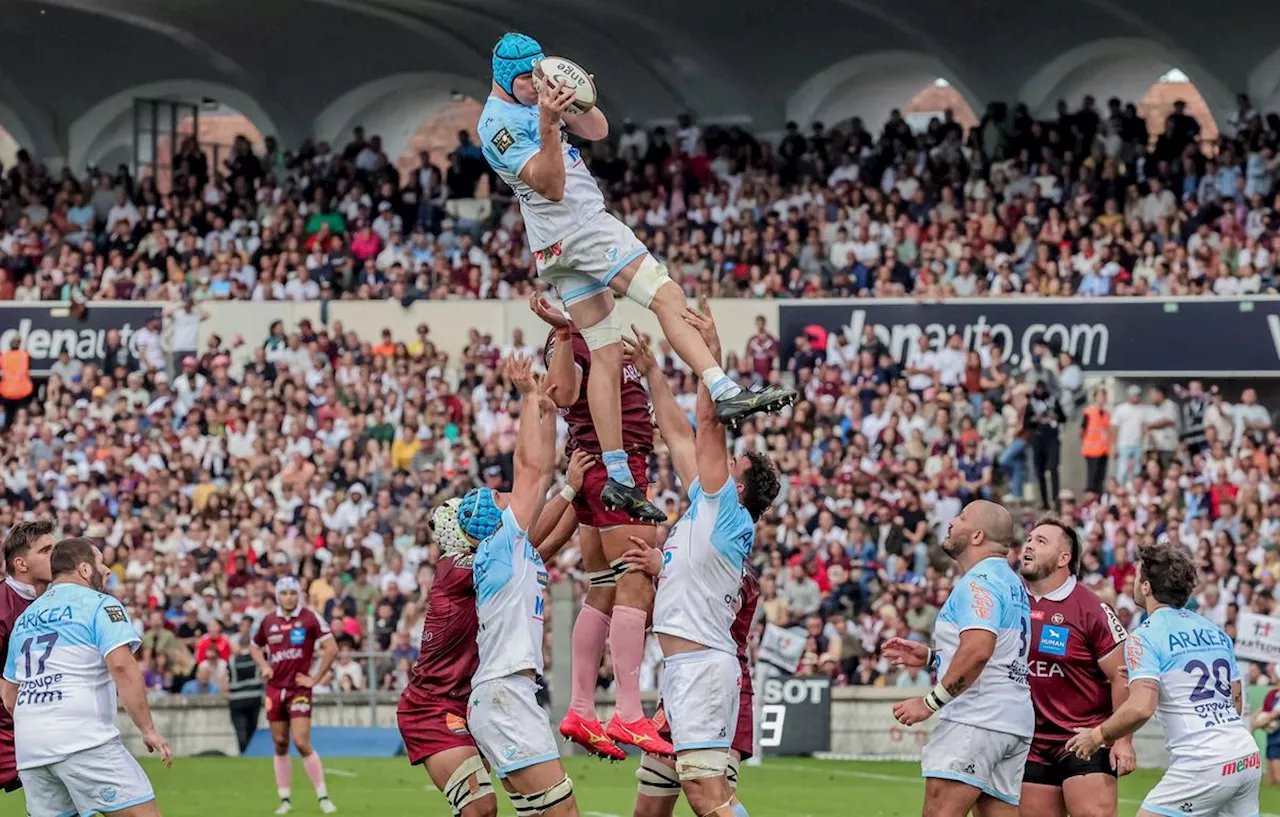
[1081,405,1110,458]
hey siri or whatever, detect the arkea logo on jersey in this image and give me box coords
[1221,752,1261,776]
[968,582,995,620]
[491,127,515,154]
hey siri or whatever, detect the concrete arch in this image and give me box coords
[1248,47,1280,113]
[0,74,60,162]
[69,80,291,173]
[315,72,489,160]
[1020,37,1234,121]
[787,51,984,134]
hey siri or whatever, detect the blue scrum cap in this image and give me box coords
[457,487,503,541]
[492,32,544,96]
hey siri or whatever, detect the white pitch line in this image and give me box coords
[584,812,624,817]
[325,768,359,778]
[775,764,1280,817]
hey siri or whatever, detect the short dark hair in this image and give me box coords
[741,452,781,522]
[1035,516,1081,576]
[4,519,55,572]
[50,537,98,579]
[1137,543,1198,608]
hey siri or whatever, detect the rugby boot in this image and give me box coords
[601,479,666,524]
[714,385,799,429]
[559,709,627,761]
[606,714,675,757]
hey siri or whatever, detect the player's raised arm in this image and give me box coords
[516,79,577,202]
[623,329,697,489]
[532,450,592,562]
[532,296,581,408]
[506,354,559,530]
[688,301,731,494]
[563,96,608,141]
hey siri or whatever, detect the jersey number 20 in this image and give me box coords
[1185,658,1231,702]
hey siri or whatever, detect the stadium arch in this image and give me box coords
[786,51,984,134]
[67,80,293,174]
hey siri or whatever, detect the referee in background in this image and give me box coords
[229,616,265,754]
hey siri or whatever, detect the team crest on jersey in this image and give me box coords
[491,127,515,154]
[445,712,470,735]
[1050,613,1065,625]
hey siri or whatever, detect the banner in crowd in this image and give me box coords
[1236,612,1280,663]
[778,297,1280,376]
[0,303,164,375]
[758,675,832,756]
[758,623,807,674]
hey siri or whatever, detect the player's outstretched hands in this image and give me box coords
[882,637,929,669]
[1065,726,1103,760]
[1110,736,1136,777]
[538,77,577,120]
[506,353,536,395]
[622,327,657,375]
[143,729,174,768]
[566,450,592,492]
[534,376,559,414]
[621,534,664,577]
[531,295,571,330]
[892,697,933,726]
[681,295,722,361]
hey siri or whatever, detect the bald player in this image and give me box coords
[886,501,1034,817]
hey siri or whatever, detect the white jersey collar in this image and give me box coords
[4,575,37,601]
[1031,574,1076,603]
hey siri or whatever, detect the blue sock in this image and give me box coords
[702,368,741,400]
[603,450,634,487]
[732,804,749,817]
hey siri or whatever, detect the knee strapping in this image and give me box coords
[624,255,672,309]
[523,775,573,813]
[676,749,730,781]
[635,752,681,798]
[580,311,622,350]
[726,754,740,790]
[586,557,628,588]
[443,754,493,816]
[696,798,737,817]
[508,790,538,817]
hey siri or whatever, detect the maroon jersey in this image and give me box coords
[407,555,478,702]
[746,333,778,377]
[733,568,761,695]
[1027,576,1126,754]
[545,329,654,455]
[254,607,331,690]
[0,577,36,788]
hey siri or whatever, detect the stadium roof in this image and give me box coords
[8,0,1280,167]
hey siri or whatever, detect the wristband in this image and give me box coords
[926,648,940,671]
[560,485,577,502]
[923,682,954,712]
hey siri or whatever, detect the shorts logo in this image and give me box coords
[503,745,518,762]
[290,627,307,645]
[536,243,563,264]
[99,786,117,803]
[605,247,619,262]
[1222,753,1261,776]
[1179,803,1193,813]
[1050,613,1065,625]
[1039,625,1069,656]
[292,695,311,714]
[105,605,126,623]
[445,712,470,735]
[491,127,515,154]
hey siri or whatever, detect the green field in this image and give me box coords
[11,756,1280,817]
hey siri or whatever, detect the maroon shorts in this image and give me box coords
[573,454,655,529]
[1029,735,1079,766]
[397,685,475,765]
[653,690,754,761]
[0,738,19,793]
[264,686,314,722]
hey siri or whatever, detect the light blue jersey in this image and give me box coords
[472,506,549,686]
[2,582,140,769]
[653,478,754,654]
[933,556,1034,738]
[478,95,605,251]
[1126,606,1257,767]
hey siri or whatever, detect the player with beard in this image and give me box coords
[886,501,1033,817]
[0,519,55,794]
[531,295,667,759]
[398,451,590,817]
[1017,518,1135,817]
[2,538,172,817]
[251,576,339,814]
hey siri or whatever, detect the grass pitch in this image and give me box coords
[10,755,1280,816]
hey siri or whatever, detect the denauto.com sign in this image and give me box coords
[0,303,164,375]
[779,297,1280,376]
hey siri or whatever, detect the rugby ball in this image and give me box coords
[532,56,596,115]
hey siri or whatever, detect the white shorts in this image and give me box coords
[535,210,648,307]
[920,719,1031,806]
[19,738,155,817]
[466,675,560,777]
[1141,753,1262,817]
[660,649,740,753]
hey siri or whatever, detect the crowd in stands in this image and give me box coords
[3,92,1280,305]
[0,92,1278,704]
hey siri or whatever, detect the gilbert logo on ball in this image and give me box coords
[532,56,597,115]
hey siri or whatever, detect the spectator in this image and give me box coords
[195,619,232,666]
[180,660,222,695]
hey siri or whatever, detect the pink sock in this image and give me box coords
[570,605,611,718]
[273,754,291,799]
[301,751,328,799]
[610,605,648,723]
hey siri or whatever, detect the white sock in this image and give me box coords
[278,788,291,800]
